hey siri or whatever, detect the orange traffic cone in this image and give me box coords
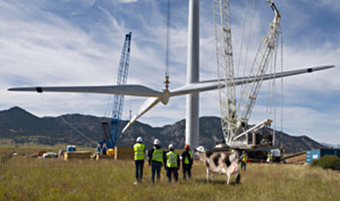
[248,159,251,164]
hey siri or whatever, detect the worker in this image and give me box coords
[148,139,166,184]
[101,142,107,155]
[267,152,272,163]
[240,151,248,171]
[96,143,101,154]
[133,136,145,184]
[181,144,193,179]
[166,144,180,182]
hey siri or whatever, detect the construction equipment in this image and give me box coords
[99,32,132,152]
[213,0,281,149]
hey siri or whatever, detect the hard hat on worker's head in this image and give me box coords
[154,139,160,145]
[242,151,245,153]
[184,144,190,150]
[136,137,143,143]
[168,144,174,150]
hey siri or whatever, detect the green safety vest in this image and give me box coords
[268,154,272,159]
[152,149,163,164]
[166,151,178,168]
[133,143,145,160]
[242,154,248,163]
[184,151,193,165]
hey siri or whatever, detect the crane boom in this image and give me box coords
[236,0,280,135]
[213,0,238,144]
[214,0,282,147]
[103,32,132,149]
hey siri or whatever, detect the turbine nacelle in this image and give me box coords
[161,90,170,105]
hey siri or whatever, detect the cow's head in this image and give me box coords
[194,146,206,153]
[194,146,207,161]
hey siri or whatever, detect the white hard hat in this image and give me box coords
[154,139,160,145]
[136,137,143,143]
[168,144,174,149]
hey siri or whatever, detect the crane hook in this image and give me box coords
[164,75,170,92]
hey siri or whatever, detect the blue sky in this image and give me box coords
[0,0,339,144]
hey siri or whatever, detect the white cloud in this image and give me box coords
[118,0,138,3]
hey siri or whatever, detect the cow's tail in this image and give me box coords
[235,173,241,186]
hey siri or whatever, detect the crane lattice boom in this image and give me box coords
[237,1,280,132]
[104,32,132,149]
[214,0,281,147]
[213,0,237,144]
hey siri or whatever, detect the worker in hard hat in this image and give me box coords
[181,144,193,179]
[133,136,145,184]
[240,151,248,171]
[148,139,166,184]
[101,142,107,155]
[166,144,180,182]
[267,152,272,163]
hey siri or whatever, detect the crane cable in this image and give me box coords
[264,29,283,146]
[164,0,171,91]
[236,0,255,79]
[238,0,256,113]
[236,0,248,78]
[280,30,284,149]
[60,116,98,145]
[241,0,255,85]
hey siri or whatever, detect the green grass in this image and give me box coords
[1,154,339,201]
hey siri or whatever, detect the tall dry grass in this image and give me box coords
[1,155,339,201]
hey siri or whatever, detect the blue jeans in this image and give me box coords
[182,164,192,179]
[135,160,144,181]
[167,167,178,182]
[151,162,162,183]
[241,161,246,171]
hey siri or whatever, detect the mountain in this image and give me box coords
[0,107,325,153]
[321,142,340,149]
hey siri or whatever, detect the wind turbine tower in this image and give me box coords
[185,0,200,149]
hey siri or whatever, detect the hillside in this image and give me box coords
[0,107,324,153]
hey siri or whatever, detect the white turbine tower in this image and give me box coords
[186,0,200,149]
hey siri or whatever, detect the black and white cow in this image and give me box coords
[194,146,241,185]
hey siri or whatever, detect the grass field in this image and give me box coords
[1,150,339,201]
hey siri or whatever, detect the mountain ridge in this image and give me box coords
[0,106,325,153]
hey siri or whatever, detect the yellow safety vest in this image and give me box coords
[152,149,163,164]
[242,154,248,163]
[133,143,145,160]
[166,151,178,168]
[184,151,193,165]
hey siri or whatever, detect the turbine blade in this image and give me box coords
[8,85,163,97]
[122,97,161,133]
[234,65,335,85]
[170,65,335,96]
[170,81,222,96]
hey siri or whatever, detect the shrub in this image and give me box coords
[311,155,340,170]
